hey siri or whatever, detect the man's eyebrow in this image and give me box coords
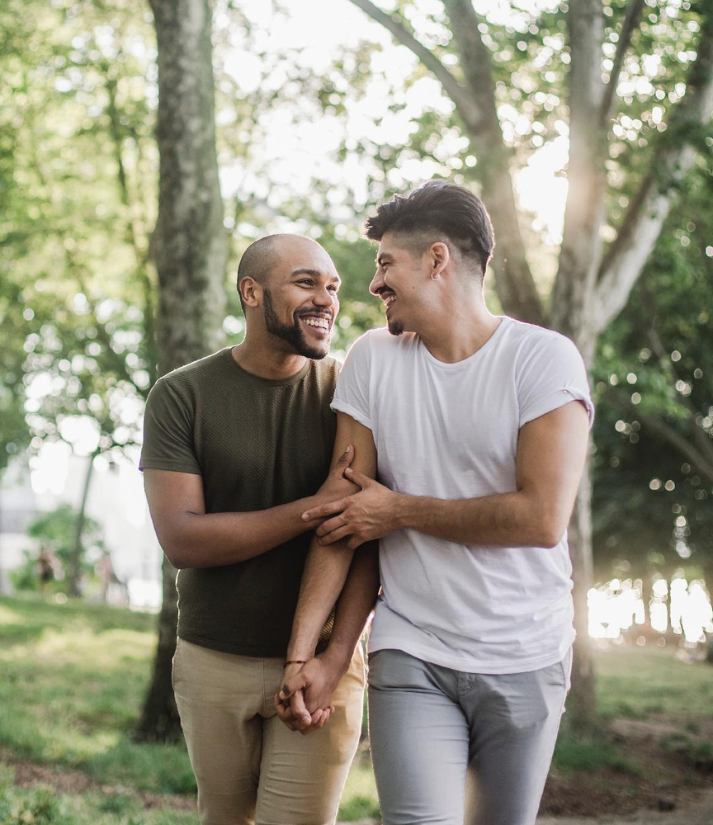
[291,268,341,286]
[291,268,321,277]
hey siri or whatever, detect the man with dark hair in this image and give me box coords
[141,234,377,825]
[279,184,593,825]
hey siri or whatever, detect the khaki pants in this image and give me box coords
[173,638,365,825]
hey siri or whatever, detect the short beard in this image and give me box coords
[387,318,404,336]
[263,288,330,359]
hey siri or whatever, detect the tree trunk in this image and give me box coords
[566,466,597,733]
[135,556,182,740]
[135,0,227,743]
[69,450,97,598]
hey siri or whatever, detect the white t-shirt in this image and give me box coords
[331,317,594,674]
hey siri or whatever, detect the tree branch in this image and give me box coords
[550,0,607,345]
[638,413,713,486]
[439,0,500,134]
[346,0,484,131]
[601,0,645,124]
[593,6,713,332]
[647,326,713,469]
[439,0,544,324]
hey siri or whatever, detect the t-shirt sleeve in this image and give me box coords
[139,377,201,475]
[330,332,373,431]
[518,333,594,429]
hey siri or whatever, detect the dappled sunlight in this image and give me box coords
[588,576,713,645]
[0,605,23,625]
[41,727,120,763]
[3,627,154,670]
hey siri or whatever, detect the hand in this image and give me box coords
[301,446,359,531]
[275,657,343,734]
[274,689,333,734]
[302,468,401,549]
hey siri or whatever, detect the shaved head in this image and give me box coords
[236,235,282,309]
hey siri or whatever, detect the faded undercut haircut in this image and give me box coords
[364,181,495,276]
[236,235,281,311]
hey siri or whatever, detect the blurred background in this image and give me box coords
[0,0,712,823]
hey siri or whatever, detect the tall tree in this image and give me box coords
[342,0,713,729]
[135,0,228,741]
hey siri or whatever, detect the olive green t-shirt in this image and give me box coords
[140,347,339,657]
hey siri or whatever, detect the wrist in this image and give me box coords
[319,641,353,677]
[392,492,414,531]
[286,635,316,663]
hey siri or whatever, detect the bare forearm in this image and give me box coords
[287,538,356,661]
[394,491,565,549]
[321,542,379,672]
[156,496,321,568]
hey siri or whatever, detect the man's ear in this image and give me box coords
[429,242,450,280]
[239,276,262,308]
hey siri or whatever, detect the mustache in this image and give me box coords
[294,308,333,320]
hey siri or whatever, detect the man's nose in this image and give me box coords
[369,270,383,296]
[314,286,337,306]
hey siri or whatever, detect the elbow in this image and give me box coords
[536,531,563,550]
[158,536,191,569]
[163,548,188,570]
[533,516,567,549]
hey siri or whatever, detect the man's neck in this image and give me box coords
[417,303,503,364]
[232,336,308,380]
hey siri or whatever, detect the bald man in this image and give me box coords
[141,235,377,825]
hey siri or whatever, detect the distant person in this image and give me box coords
[37,544,57,594]
[279,183,593,825]
[141,234,377,825]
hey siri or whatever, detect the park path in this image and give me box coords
[536,790,713,825]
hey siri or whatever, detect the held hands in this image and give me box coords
[302,468,401,550]
[275,658,342,735]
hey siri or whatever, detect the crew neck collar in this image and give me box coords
[418,316,508,369]
[223,347,313,386]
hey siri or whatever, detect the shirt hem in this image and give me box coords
[330,399,373,431]
[520,388,594,429]
[178,632,289,658]
[367,632,575,675]
[139,459,202,475]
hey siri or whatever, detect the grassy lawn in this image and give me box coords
[1,594,711,823]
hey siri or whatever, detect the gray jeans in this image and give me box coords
[368,648,571,825]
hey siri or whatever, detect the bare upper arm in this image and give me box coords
[515,401,590,539]
[331,412,377,479]
[143,469,205,552]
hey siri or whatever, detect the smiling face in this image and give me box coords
[369,232,428,336]
[260,237,340,359]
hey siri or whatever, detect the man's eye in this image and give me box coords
[328,285,338,293]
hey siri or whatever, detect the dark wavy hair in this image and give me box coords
[365,181,495,276]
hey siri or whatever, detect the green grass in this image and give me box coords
[2,594,712,821]
[594,643,713,719]
[0,596,194,796]
[552,735,641,776]
[0,594,378,821]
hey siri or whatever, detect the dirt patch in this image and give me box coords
[1,752,196,812]
[539,712,713,819]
